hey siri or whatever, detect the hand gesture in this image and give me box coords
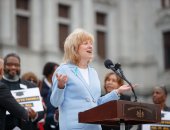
[116,84,136,94]
[56,73,68,89]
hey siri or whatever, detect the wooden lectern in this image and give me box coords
[79,100,161,130]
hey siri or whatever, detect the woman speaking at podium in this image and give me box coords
[50,28,134,130]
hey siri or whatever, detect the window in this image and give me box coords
[163,31,170,70]
[59,24,69,50]
[16,0,30,48]
[96,12,106,26]
[95,12,107,59]
[16,0,29,10]
[17,16,29,47]
[58,4,70,51]
[97,31,106,59]
[58,4,70,18]
[161,0,170,8]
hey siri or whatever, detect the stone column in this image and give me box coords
[107,6,119,61]
[70,0,81,30]
[30,0,42,51]
[42,0,58,52]
[0,0,15,45]
[81,0,94,34]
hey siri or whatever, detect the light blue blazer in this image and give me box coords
[50,63,120,130]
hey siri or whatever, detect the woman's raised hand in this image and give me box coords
[56,73,68,89]
[116,84,136,94]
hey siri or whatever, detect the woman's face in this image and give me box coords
[78,40,93,62]
[105,74,120,93]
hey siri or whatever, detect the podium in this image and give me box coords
[79,100,161,130]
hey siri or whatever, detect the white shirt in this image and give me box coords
[78,68,89,85]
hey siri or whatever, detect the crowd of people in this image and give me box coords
[0,28,169,130]
[0,54,59,130]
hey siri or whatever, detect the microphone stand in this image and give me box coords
[110,66,138,102]
[118,68,137,102]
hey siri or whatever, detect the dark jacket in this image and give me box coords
[0,82,28,130]
[40,80,51,105]
[163,105,170,111]
[1,78,44,130]
[44,90,59,130]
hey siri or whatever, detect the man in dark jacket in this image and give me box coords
[1,53,44,130]
[152,85,170,111]
[0,57,29,130]
[137,85,170,130]
[0,82,29,130]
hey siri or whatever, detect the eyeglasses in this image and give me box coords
[6,63,20,67]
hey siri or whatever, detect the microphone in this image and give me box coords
[114,63,121,70]
[104,59,116,70]
[104,59,138,102]
[104,59,121,70]
[104,59,122,75]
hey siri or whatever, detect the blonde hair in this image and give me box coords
[63,28,94,65]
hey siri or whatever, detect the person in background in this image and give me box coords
[102,72,131,130]
[21,71,45,130]
[1,53,44,130]
[40,62,59,130]
[104,72,131,100]
[44,90,59,130]
[152,85,170,111]
[50,28,135,130]
[137,85,170,130]
[41,62,59,106]
[0,58,4,79]
[0,57,29,130]
[22,72,40,88]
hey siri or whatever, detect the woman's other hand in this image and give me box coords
[116,84,136,94]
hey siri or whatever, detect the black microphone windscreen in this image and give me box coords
[104,59,114,69]
[114,63,121,70]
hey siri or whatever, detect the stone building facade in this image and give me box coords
[0,0,170,104]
